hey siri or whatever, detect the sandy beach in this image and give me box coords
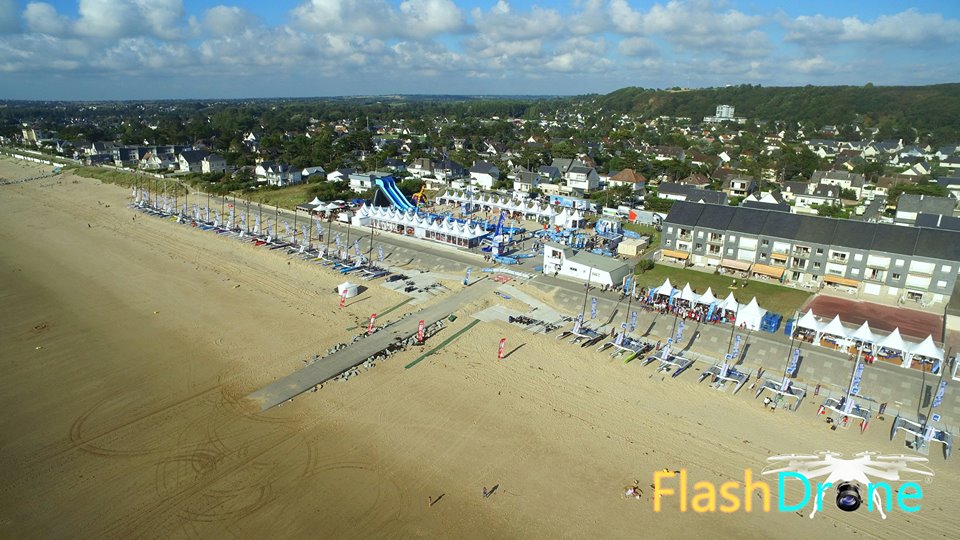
[1,157,958,539]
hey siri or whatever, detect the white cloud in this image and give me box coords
[568,0,608,36]
[399,0,464,35]
[785,10,960,47]
[471,1,562,41]
[202,5,259,37]
[618,36,658,57]
[609,0,768,57]
[23,2,70,35]
[73,0,187,40]
[293,0,462,39]
[787,54,834,75]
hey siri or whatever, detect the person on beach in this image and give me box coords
[482,487,488,498]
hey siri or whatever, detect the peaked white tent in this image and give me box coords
[821,315,849,343]
[696,287,717,306]
[735,297,767,331]
[877,328,908,362]
[719,292,740,313]
[655,278,675,297]
[852,320,877,345]
[679,283,699,303]
[796,310,823,334]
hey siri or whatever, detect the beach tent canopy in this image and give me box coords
[309,197,323,205]
[657,278,674,296]
[909,335,944,361]
[679,283,699,303]
[852,320,877,343]
[796,310,822,332]
[696,287,716,306]
[719,292,740,312]
[735,297,767,331]
[821,315,848,340]
[877,328,907,353]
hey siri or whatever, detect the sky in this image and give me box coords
[0,0,958,100]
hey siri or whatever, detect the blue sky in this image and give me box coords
[0,0,958,100]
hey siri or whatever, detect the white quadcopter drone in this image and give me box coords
[761,451,934,519]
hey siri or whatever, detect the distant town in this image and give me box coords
[4,88,960,309]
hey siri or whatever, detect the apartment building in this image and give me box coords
[660,201,960,305]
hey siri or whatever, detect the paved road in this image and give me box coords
[246,279,496,411]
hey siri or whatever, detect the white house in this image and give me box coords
[469,161,500,190]
[565,166,599,193]
[512,170,541,193]
[811,170,866,199]
[256,161,302,186]
[177,150,209,173]
[541,242,633,287]
[201,153,227,174]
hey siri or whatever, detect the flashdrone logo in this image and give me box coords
[653,452,934,519]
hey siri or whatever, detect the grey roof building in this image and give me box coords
[895,194,956,225]
[660,201,960,305]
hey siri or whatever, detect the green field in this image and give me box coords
[246,184,315,210]
[632,264,812,316]
[622,222,660,256]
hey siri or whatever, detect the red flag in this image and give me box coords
[368,313,377,334]
[339,290,347,308]
[498,338,507,359]
[417,320,425,342]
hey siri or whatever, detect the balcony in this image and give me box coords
[830,257,849,265]
[792,248,811,257]
[707,236,724,245]
[679,233,693,242]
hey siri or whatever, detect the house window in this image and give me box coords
[816,248,824,255]
[851,268,860,276]
[667,226,674,233]
[760,253,767,260]
[942,265,952,273]
[854,254,863,262]
[697,231,704,238]
[895,259,904,266]
[813,262,822,269]
[729,235,737,241]
[761,239,769,246]
[937,280,947,288]
[695,243,703,250]
[665,240,673,246]
[892,273,901,280]
[726,248,734,255]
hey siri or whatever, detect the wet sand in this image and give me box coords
[1,159,957,539]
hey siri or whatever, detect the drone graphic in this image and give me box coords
[761,451,934,519]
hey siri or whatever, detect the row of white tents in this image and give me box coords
[355,204,489,240]
[437,190,585,227]
[795,310,944,369]
[650,278,769,331]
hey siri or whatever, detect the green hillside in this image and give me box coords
[592,84,960,142]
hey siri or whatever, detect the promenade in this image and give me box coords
[246,279,496,410]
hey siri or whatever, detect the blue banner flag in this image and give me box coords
[786,348,800,377]
[464,267,472,285]
[731,335,742,358]
[377,244,384,262]
[590,298,597,319]
[629,311,638,332]
[676,320,685,342]
[932,380,948,408]
[850,361,865,395]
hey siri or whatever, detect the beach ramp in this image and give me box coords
[246,280,494,411]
